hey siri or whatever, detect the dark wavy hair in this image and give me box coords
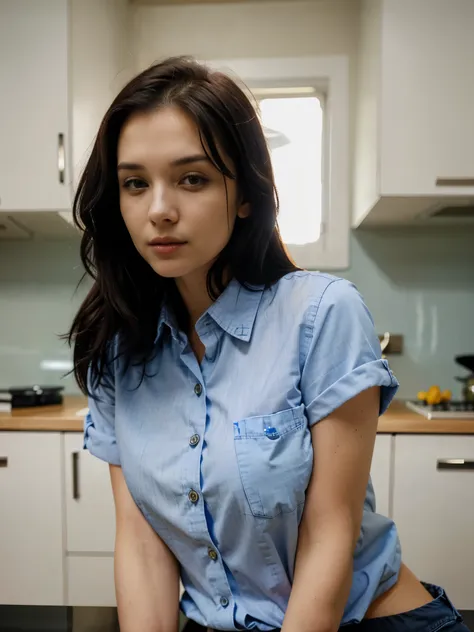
[68,56,298,394]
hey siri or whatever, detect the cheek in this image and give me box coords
[120,196,144,234]
[194,206,235,251]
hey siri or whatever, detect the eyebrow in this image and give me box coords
[117,154,210,171]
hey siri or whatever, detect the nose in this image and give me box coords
[147,183,179,225]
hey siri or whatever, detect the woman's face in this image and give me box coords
[117,106,248,284]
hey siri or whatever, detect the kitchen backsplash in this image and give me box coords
[1,230,473,399]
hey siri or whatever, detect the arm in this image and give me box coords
[110,465,181,632]
[281,386,380,632]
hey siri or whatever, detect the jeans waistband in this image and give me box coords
[205,584,464,632]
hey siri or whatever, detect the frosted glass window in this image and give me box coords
[259,96,323,245]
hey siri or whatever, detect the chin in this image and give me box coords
[147,259,194,279]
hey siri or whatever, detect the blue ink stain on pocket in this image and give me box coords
[264,426,280,440]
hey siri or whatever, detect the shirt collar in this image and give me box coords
[154,278,264,344]
[154,299,179,344]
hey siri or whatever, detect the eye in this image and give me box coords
[122,177,148,192]
[181,174,209,188]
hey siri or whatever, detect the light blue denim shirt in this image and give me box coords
[85,271,401,630]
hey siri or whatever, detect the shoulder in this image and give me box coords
[265,271,377,359]
[266,271,364,324]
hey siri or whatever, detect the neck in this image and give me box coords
[175,272,214,330]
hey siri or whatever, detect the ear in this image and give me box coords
[237,202,250,219]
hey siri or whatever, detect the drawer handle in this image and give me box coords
[437,459,474,471]
[0,457,7,468]
[435,177,474,187]
[72,451,80,499]
[58,133,65,184]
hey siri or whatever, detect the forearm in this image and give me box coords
[114,529,180,632]
[282,515,356,632]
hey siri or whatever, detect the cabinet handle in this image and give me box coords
[58,133,65,184]
[437,459,474,471]
[72,451,80,499]
[0,457,7,468]
[435,177,474,187]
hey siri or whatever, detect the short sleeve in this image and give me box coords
[83,352,120,466]
[301,278,399,426]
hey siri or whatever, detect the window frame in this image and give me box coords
[206,56,350,270]
[256,89,325,248]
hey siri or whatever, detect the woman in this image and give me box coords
[69,57,470,632]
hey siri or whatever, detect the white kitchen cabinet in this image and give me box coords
[0,0,71,212]
[67,556,116,607]
[393,435,474,609]
[64,433,116,606]
[0,0,131,234]
[354,0,474,226]
[0,432,64,605]
[70,0,131,189]
[64,433,115,553]
[370,434,392,518]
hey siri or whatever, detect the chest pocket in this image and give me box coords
[233,404,313,519]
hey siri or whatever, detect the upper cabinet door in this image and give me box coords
[0,0,70,211]
[381,0,474,197]
[353,0,474,226]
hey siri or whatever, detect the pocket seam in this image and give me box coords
[234,406,307,440]
[234,416,306,440]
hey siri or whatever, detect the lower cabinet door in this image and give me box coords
[67,556,116,606]
[0,432,64,605]
[393,434,474,609]
[371,434,392,517]
[64,432,116,553]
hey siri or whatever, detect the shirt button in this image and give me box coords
[208,547,218,561]
[220,596,229,608]
[194,382,203,396]
[188,489,199,504]
[189,434,200,447]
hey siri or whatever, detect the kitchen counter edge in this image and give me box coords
[1,398,474,434]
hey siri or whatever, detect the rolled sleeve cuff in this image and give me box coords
[306,359,399,427]
[83,412,121,465]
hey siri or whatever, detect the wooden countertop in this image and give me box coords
[0,396,86,431]
[377,401,474,434]
[1,398,474,434]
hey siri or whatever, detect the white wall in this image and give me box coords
[131,0,360,67]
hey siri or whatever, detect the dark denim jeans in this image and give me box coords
[184,584,471,632]
[342,584,471,632]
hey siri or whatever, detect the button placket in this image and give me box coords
[183,355,234,620]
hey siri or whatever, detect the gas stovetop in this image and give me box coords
[406,400,474,420]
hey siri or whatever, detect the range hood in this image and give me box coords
[425,202,474,221]
[0,211,77,240]
[356,196,474,227]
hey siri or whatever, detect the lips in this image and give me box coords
[149,237,186,246]
[148,238,186,256]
